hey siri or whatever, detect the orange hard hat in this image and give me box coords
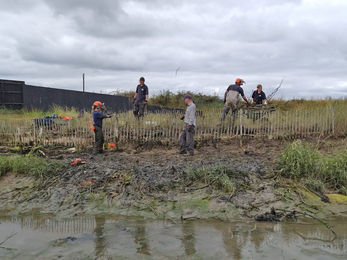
[235,78,246,84]
[93,101,102,108]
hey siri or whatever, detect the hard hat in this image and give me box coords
[93,101,102,108]
[235,78,246,84]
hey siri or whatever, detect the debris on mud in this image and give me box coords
[1,139,347,221]
[255,207,297,222]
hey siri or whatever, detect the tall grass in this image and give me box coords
[0,105,81,131]
[115,89,223,111]
[272,97,347,111]
[115,90,347,111]
[0,155,65,178]
[279,141,347,191]
[279,141,319,178]
[2,96,347,142]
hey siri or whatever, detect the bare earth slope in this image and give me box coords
[1,139,347,221]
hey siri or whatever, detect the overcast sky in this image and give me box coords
[0,0,346,99]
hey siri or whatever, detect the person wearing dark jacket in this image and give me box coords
[133,77,149,118]
[251,84,267,105]
[92,101,111,154]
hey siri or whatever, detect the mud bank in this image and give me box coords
[1,139,347,221]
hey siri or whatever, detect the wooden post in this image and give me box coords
[18,128,23,154]
[276,110,279,139]
[266,111,272,137]
[239,109,243,147]
[33,120,37,146]
[114,114,118,147]
[291,111,294,137]
[314,108,317,135]
[326,106,328,135]
[332,106,335,135]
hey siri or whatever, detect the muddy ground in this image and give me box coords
[1,138,347,221]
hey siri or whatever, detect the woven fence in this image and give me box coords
[0,105,345,148]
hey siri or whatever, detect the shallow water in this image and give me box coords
[0,214,346,260]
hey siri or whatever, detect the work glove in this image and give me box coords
[107,114,112,118]
[187,125,193,132]
[133,98,136,104]
[144,100,148,104]
[246,101,250,106]
[181,116,185,120]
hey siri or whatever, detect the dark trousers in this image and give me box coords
[179,124,195,154]
[94,126,104,153]
[133,101,146,117]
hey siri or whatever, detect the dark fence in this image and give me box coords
[23,84,133,113]
[0,79,24,109]
[0,79,186,114]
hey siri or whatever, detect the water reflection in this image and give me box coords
[211,222,243,259]
[134,220,150,255]
[0,215,347,260]
[181,221,196,256]
[93,215,106,258]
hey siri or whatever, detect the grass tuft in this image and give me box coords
[279,141,347,191]
[0,156,11,177]
[0,155,64,178]
[279,140,318,178]
[186,165,234,192]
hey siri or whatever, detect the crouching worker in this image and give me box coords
[92,101,112,155]
[179,95,196,156]
[220,78,250,123]
[133,77,149,118]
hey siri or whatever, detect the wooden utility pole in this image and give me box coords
[83,73,85,92]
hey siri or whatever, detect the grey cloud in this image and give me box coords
[43,0,162,38]
[44,0,123,18]
[0,0,347,99]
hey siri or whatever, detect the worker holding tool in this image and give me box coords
[220,78,250,122]
[179,94,196,156]
[92,101,112,155]
[133,77,149,118]
[251,84,267,105]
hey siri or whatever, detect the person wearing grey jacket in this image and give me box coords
[179,94,196,156]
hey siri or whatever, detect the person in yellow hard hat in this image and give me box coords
[92,101,111,155]
[220,78,250,122]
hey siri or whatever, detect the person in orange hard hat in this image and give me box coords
[92,101,111,155]
[220,78,250,122]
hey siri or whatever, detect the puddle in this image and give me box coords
[0,214,346,259]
